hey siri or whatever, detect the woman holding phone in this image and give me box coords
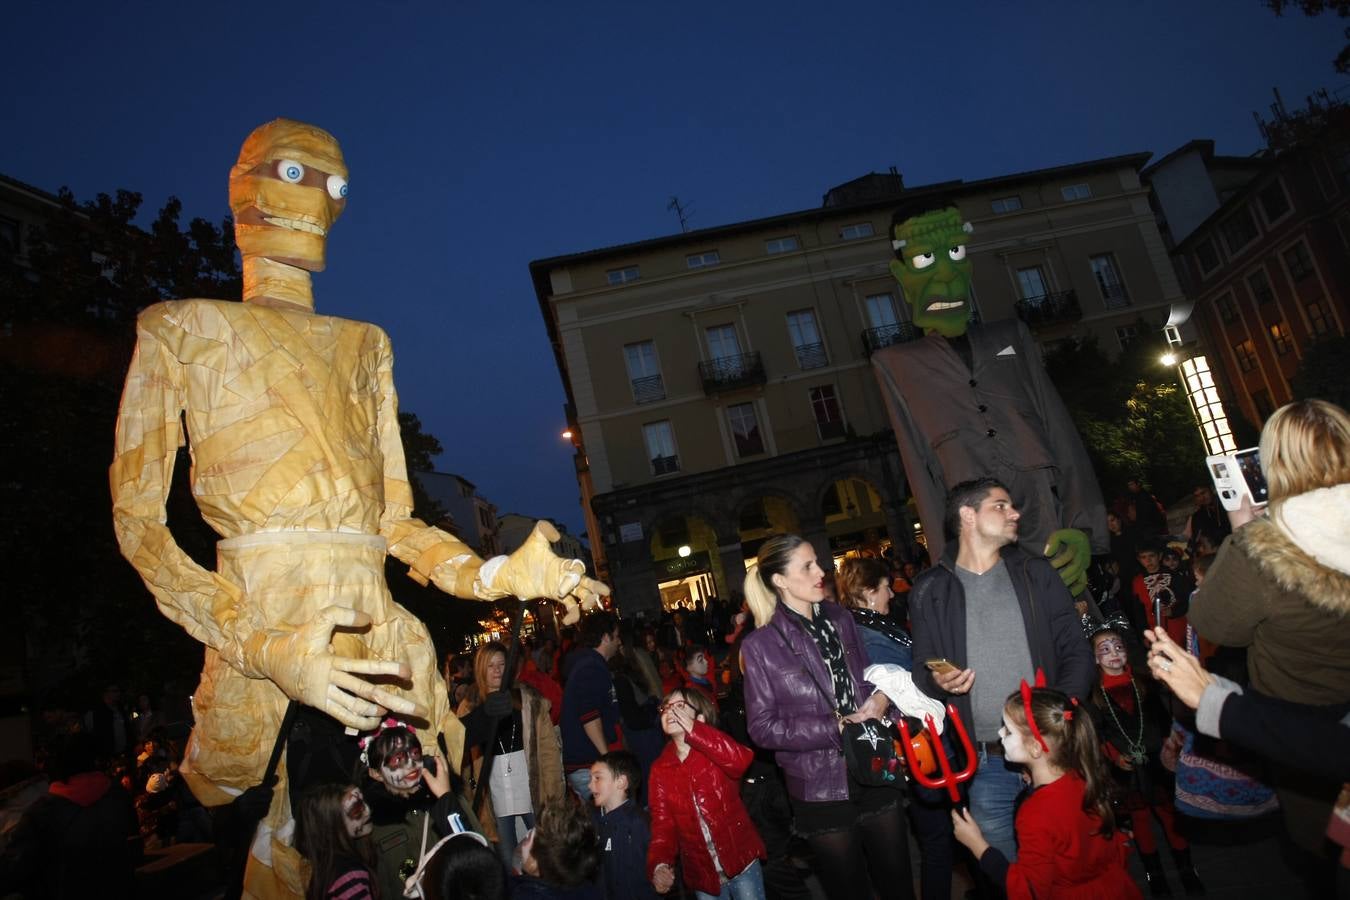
[740,535,916,900]
[1186,399,1350,884]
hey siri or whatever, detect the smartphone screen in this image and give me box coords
[1235,448,1269,504]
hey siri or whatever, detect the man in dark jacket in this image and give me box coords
[910,478,1094,863]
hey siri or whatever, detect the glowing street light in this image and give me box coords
[561,429,574,440]
[1160,352,1178,367]
[678,545,692,558]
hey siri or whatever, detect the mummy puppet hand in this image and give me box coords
[241,605,427,730]
[489,521,610,625]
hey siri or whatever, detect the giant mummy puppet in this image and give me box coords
[111,119,607,897]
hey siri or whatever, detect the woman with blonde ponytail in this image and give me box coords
[740,535,916,900]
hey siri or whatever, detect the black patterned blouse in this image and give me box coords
[781,601,858,714]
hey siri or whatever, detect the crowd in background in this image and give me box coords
[0,401,1346,899]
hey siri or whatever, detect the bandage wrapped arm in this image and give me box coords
[864,663,947,734]
[110,313,254,668]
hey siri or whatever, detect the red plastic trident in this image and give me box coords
[897,703,977,807]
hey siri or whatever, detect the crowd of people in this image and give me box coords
[1,399,1346,899]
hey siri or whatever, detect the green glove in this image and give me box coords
[1044,528,1090,597]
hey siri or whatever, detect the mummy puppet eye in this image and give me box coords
[277,160,305,183]
[327,175,348,199]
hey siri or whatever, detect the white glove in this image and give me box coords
[864,663,946,735]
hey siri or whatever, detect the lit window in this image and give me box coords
[991,196,1022,214]
[1269,322,1294,355]
[840,222,874,240]
[765,236,799,254]
[1061,183,1091,201]
[607,266,640,285]
[686,250,721,269]
[726,403,764,457]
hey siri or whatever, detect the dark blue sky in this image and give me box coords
[4,1,1344,537]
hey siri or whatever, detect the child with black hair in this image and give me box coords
[1089,623,1203,896]
[295,783,375,900]
[360,718,479,900]
[952,686,1141,900]
[404,822,506,900]
[589,751,657,900]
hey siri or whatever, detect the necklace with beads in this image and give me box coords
[1100,680,1147,765]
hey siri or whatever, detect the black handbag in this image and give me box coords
[769,620,903,787]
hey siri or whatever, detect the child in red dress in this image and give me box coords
[952,686,1142,900]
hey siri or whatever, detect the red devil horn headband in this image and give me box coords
[1020,669,1050,754]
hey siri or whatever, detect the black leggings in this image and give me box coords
[805,800,915,900]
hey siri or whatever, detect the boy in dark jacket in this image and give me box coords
[589,751,657,900]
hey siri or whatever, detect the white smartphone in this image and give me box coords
[1205,447,1269,511]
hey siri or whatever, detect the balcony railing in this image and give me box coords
[630,374,665,404]
[1100,282,1130,309]
[651,454,680,475]
[861,322,920,355]
[698,351,766,394]
[1014,290,1082,328]
[794,342,828,370]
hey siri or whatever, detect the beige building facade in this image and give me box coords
[532,154,1186,616]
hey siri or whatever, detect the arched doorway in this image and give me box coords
[821,476,891,569]
[650,513,721,610]
[736,494,801,569]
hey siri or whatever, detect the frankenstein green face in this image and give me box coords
[888,207,973,338]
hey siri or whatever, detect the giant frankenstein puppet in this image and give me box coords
[111,119,607,897]
[872,197,1106,593]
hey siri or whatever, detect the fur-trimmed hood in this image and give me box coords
[1234,484,1350,616]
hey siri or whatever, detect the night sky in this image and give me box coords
[4,1,1344,537]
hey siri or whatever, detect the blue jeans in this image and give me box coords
[966,747,1024,863]
[495,811,534,867]
[695,860,767,900]
[566,768,592,804]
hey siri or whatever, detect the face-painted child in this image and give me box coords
[1092,631,1129,677]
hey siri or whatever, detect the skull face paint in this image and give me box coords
[371,737,424,797]
[228,119,348,272]
[888,206,973,338]
[342,787,373,839]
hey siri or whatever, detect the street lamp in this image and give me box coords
[1160,351,1178,367]
[678,545,691,558]
[561,429,574,440]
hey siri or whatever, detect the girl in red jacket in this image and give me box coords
[646,687,766,900]
[952,686,1142,900]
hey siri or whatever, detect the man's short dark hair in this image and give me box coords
[578,611,618,648]
[944,477,1008,540]
[595,750,641,800]
[1135,538,1164,556]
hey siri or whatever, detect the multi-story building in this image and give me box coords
[413,470,501,558]
[1147,126,1349,435]
[497,512,592,572]
[532,154,1186,616]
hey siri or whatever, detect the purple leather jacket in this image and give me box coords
[742,600,876,802]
